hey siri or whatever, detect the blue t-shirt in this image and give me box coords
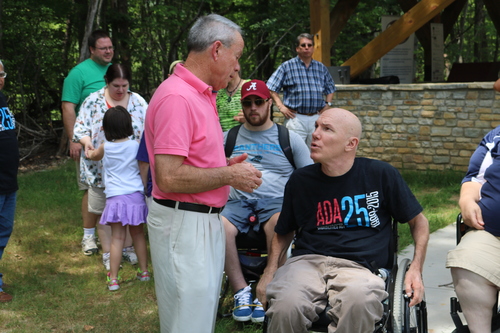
[136,132,152,197]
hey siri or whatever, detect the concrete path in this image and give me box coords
[399,223,462,333]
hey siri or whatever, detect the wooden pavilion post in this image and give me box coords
[310,0,331,66]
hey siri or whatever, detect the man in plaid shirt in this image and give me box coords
[267,33,336,148]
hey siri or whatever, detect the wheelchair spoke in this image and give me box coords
[392,258,428,333]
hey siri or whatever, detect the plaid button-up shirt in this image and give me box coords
[267,57,336,114]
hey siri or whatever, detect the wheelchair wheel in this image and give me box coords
[392,258,428,333]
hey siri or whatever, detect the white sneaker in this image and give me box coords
[122,246,138,265]
[81,235,98,256]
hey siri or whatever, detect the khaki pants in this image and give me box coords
[266,254,388,333]
[147,200,225,333]
[284,112,319,148]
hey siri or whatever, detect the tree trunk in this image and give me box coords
[473,0,486,62]
[110,0,131,71]
[78,0,102,64]
[0,0,3,56]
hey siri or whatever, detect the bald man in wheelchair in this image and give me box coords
[256,108,429,333]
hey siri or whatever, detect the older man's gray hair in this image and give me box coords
[187,14,242,53]
[296,33,314,47]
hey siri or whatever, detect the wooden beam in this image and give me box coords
[310,0,331,66]
[329,0,361,46]
[398,0,466,81]
[484,0,500,35]
[343,0,457,78]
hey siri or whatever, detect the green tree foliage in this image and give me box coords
[0,0,497,157]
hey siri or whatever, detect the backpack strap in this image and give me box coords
[224,124,242,158]
[277,124,296,169]
[225,123,296,169]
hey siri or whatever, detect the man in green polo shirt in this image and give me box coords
[61,30,113,256]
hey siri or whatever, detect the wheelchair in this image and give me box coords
[449,213,500,333]
[263,220,428,333]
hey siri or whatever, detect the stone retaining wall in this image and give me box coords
[272,82,500,172]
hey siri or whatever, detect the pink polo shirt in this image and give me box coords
[144,64,229,207]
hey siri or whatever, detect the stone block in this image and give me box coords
[433,119,446,126]
[476,108,491,114]
[466,91,479,99]
[404,100,419,105]
[452,91,467,99]
[433,156,450,164]
[479,113,500,121]
[479,100,494,107]
[474,120,491,128]
[431,127,452,136]
[451,128,464,137]
[456,120,474,128]
[419,126,430,135]
[451,156,471,166]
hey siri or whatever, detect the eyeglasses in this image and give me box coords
[241,99,267,107]
[0,72,6,78]
[300,43,313,48]
[95,46,114,51]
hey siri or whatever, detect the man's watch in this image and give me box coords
[327,102,333,107]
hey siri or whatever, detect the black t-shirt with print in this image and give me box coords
[0,91,19,194]
[276,158,422,270]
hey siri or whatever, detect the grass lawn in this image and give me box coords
[0,160,462,332]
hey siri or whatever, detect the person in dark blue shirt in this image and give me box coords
[0,60,19,303]
[447,79,500,332]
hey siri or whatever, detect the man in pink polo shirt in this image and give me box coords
[144,14,262,333]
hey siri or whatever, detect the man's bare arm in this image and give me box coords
[154,153,262,195]
[269,91,295,119]
[494,78,500,92]
[404,213,429,307]
[459,181,484,229]
[62,101,82,161]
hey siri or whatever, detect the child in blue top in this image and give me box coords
[87,106,150,291]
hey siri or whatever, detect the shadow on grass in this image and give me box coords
[0,161,463,332]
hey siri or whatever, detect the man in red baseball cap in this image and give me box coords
[221,79,313,323]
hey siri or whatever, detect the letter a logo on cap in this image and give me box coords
[246,82,257,91]
[240,79,271,100]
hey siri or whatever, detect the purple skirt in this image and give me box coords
[99,191,148,226]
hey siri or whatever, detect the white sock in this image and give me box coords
[83,228,95,238]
